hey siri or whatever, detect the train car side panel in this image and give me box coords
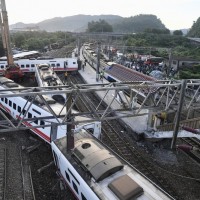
[51,142,100,200]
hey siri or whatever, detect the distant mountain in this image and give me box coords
[113,14,167,33]
[10,14,123,32]
[9,14,190,33]
[181,29,190,35]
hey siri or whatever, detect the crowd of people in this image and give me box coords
[117,58,177,79]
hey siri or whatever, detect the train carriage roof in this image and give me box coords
[73,138,124,182]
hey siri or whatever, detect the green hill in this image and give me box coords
[10,14,167,33]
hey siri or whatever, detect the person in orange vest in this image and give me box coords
[156,111,167,125]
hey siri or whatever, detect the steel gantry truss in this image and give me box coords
[0,79,200,133]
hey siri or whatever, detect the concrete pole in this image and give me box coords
[96,42,101,82]
[167,48,172,78]
[66,77,74,151]
[77,36,80,57]
[171,79,187,149]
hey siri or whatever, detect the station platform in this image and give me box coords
[78,60,149,135]
[77,59,200,140]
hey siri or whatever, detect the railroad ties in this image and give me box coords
[0,137,35,200]
[0,148,6,200]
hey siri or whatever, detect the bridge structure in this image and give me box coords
[0,79,200,144]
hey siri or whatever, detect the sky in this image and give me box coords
[4,0,200,30]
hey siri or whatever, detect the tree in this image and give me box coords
[173,30,183,36]
[87,19,113,32]
[187,17,200,37]
[144,28,170,34]
[179,65,200,79]
[113,14,166,33]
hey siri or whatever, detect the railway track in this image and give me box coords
[0,148,6,200]
[0,145,35,200]
[101,121,178,198]
[43,43,200,200]
[70,73,178,198]
[20,148,36,200]
[180,137,200,163]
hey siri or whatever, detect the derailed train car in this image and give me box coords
[52,129,174,200]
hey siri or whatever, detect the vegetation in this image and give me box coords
[0,29,198,60]
[173,30,183,36]
[3,13,199,80]
[179,65,200,79]
[144,28,170,34]
[87,19,113,32]
[0,31,75,56]
[10,14,165,33]
[113,14,166,33]
[123,33,200,60]
[187,17,200,37]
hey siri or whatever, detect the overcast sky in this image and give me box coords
[5,0,200,30]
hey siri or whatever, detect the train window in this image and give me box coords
[1,65,4,69]
[56,63,60,67]
[28,112,32,118]
[53,151,60,170]
[65,171,70,182]
[81,193,87,200]
[68,169,80,185]
[31,64,35,67]
[13,103,16,110]
[1,98,3,101]
[40,120,45,128]
[73,62,76,64]
[32,109,41,115]
[72,181,79,194]
[51,64,55,67]
[9,100,12,107]
[34,116,38,124]
[26,64,30,68]
[21,65,25,68]
[18,106,21,113]
[22,109,26,115]
[5,98,8,104]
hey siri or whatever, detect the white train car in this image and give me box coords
[0,77,101,143]
[35,63,66,103]
[0,57,78,74]
[52,129,174,200]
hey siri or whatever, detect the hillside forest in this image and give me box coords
[1,14,200,79]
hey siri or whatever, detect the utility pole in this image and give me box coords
[167,48,172,78]
[77,36,81,57]
[96,42,101,82]
[171,79,187,149]
[66,77,74,151]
